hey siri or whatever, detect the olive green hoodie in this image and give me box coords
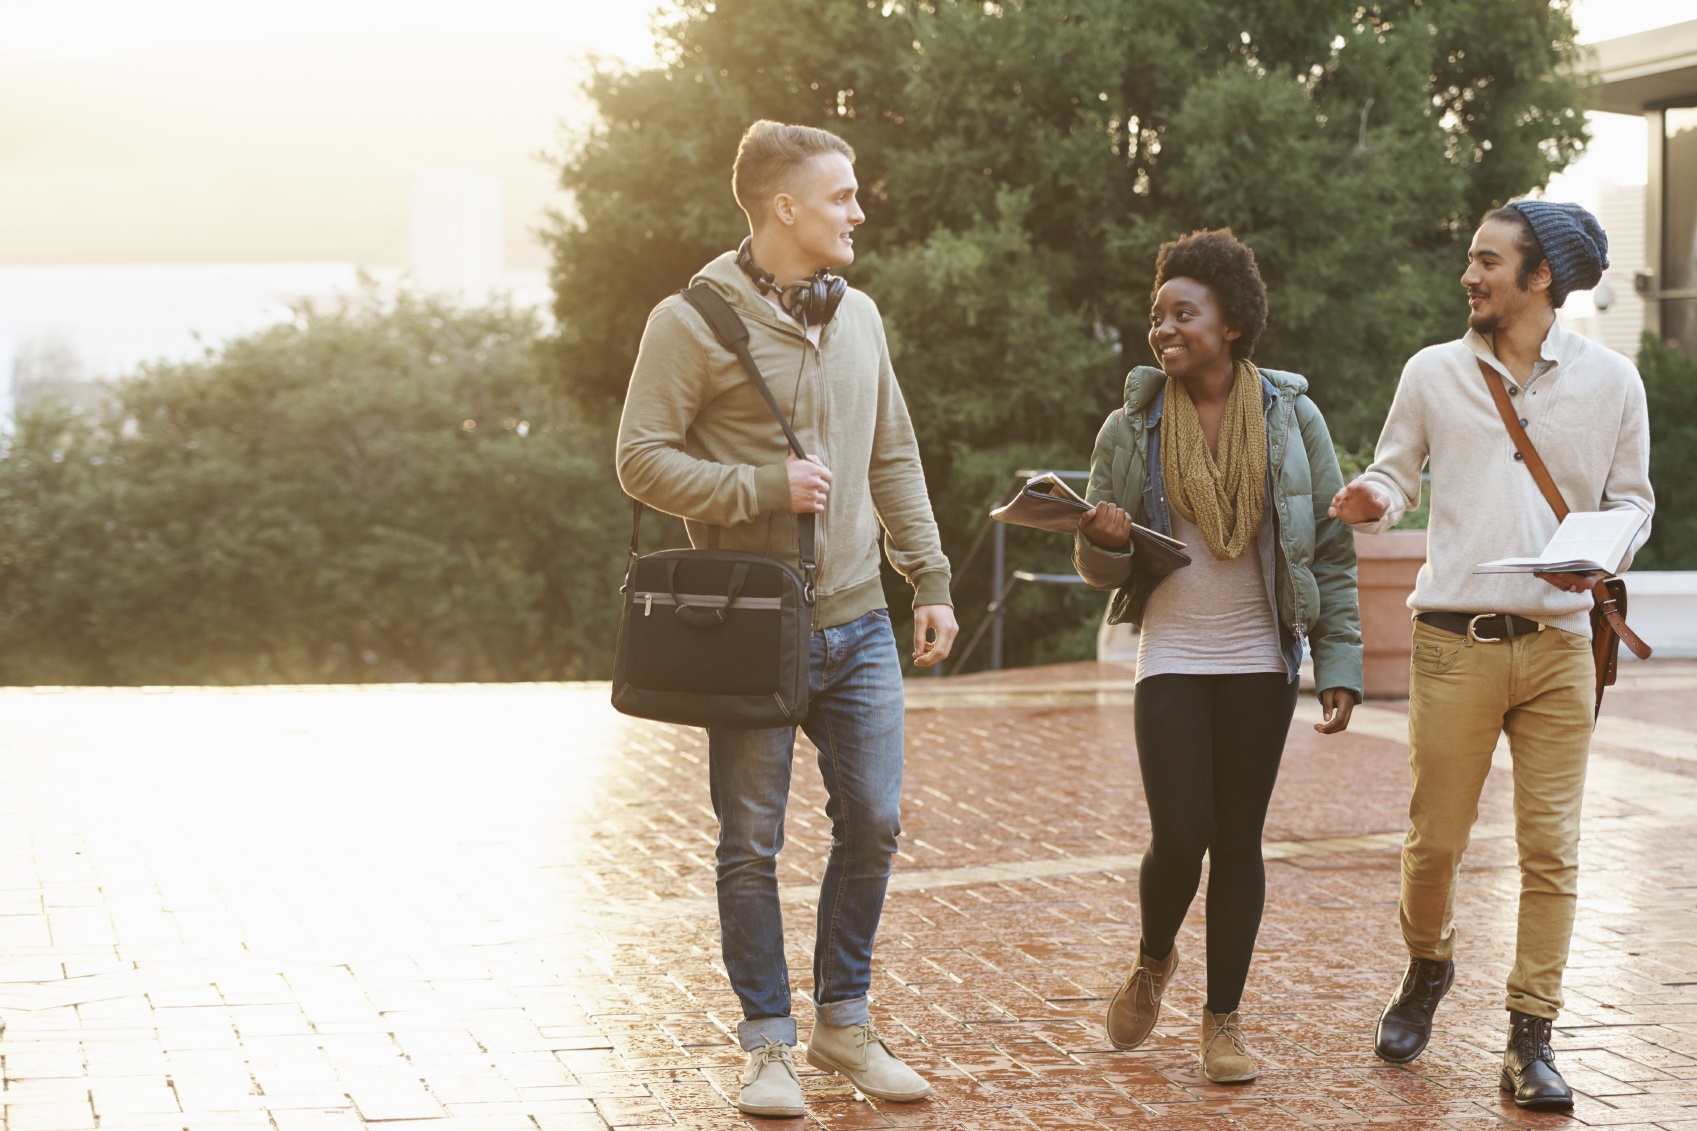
[616,251,952,629]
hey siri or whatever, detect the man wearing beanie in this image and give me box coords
[1330,201,1653,1109]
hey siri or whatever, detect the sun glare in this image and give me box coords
[1,0,657,64]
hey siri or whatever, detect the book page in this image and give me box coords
[1538,511,1643,571]
[1475,509,1645,573]
[1030,472,1089,507]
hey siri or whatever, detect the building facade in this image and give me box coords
[1596,19,1697,355]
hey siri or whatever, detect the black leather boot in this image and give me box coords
[1501,1011,1573,1111]
[1373,956,1454,1063]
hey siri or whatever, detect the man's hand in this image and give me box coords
[1534,569,1606,594]
[1314,687,1357,734]
[787,454,832,514]
[1328,480,1388,524]
[1078,501,1132,549]
[912,604,958,667]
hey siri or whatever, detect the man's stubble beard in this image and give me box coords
[1468,310,1500,335]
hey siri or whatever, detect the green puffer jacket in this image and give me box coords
[1072,365,1364,699]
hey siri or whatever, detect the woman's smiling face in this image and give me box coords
[1148,276,1240,379]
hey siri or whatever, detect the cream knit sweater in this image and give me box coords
[1351,321,1652,636]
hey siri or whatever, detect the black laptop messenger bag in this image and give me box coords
[611,284,816,729]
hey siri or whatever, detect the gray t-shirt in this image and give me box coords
[1136,509,1285,682]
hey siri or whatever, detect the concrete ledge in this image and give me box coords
[1622,571,1697,658]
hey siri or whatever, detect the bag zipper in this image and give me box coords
[633,591,784,612]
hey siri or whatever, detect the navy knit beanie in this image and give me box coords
[1505,200,1610,307]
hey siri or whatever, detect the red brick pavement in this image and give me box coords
[0,666,1692,1129]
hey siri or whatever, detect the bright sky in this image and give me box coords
[0,0,660,267]
[0,0,658,64]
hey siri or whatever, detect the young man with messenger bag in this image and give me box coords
[615,120,956,1118]
[1330,200,1653,1110]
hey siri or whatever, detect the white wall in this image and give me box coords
[0,262,365,388]
[1595,181,1649,356]
[0,258,554,422]
[1618,572,1697,658]
[410,169,505,296]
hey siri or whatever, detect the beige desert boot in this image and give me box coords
[1106,942,1179,1050]
[1199,1008,1259,1083]
[737,1038,804,1117]
[806,1021,932,1102]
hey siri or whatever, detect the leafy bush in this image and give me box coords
[1633,333,1697,570]
[0,291,629,684]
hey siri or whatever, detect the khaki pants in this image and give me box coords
[1401,619,1594,1020]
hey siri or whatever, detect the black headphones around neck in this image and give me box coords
[736,237,847,330]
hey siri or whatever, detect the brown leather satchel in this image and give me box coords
[1478,359,1651,717]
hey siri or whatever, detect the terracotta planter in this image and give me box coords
[1354,529,1428,700]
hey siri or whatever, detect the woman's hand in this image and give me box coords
[1079,501,1133,550]
[1314,687,1357,734]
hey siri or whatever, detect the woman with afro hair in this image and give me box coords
[1072,228,1363,1082]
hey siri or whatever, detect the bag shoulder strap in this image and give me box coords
[623,284,816,602]
[1478,358,1569,520]
[1477,358,1651,663]
[680,285,809,461]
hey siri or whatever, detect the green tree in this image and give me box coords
[0,291,628,685]
[1633,334,1697,570]
[547,0,1590,670]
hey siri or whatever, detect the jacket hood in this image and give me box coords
[1121,363,1309,414]
[690,250,808,336]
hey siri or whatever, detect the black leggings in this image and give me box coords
[1133,671,1298,1015]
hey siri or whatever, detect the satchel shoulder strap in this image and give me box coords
[623,283,816,602]
[1478,358,1569,520]
[1477,358,1651,664]
[680,284,808,462]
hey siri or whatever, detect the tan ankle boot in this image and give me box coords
[1200,1009,1258,1083]
[806,1021,932,1102]
[1105,943,1179,1050]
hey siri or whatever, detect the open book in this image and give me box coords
[1474,509,1649,575]
[989,473,1190,575]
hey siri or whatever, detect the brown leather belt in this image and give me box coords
[1416,611,1544,642]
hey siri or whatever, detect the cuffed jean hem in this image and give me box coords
[1505,994,1559,1022]
[737,1016,797,1050]
[811,994,869,1029]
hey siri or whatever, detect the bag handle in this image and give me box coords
[623,283,817,604]
[1477,359,1651,659]
[666,559,749,628]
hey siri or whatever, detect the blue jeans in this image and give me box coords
[707,608,906,1050]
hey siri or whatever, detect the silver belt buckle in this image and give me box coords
[1468,613,1506,643]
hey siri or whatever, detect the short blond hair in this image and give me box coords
[732,120,855,227]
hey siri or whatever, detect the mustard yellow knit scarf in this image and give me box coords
[1160,360,1267,560]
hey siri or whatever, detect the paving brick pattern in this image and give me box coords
[0,664,1692,1129]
